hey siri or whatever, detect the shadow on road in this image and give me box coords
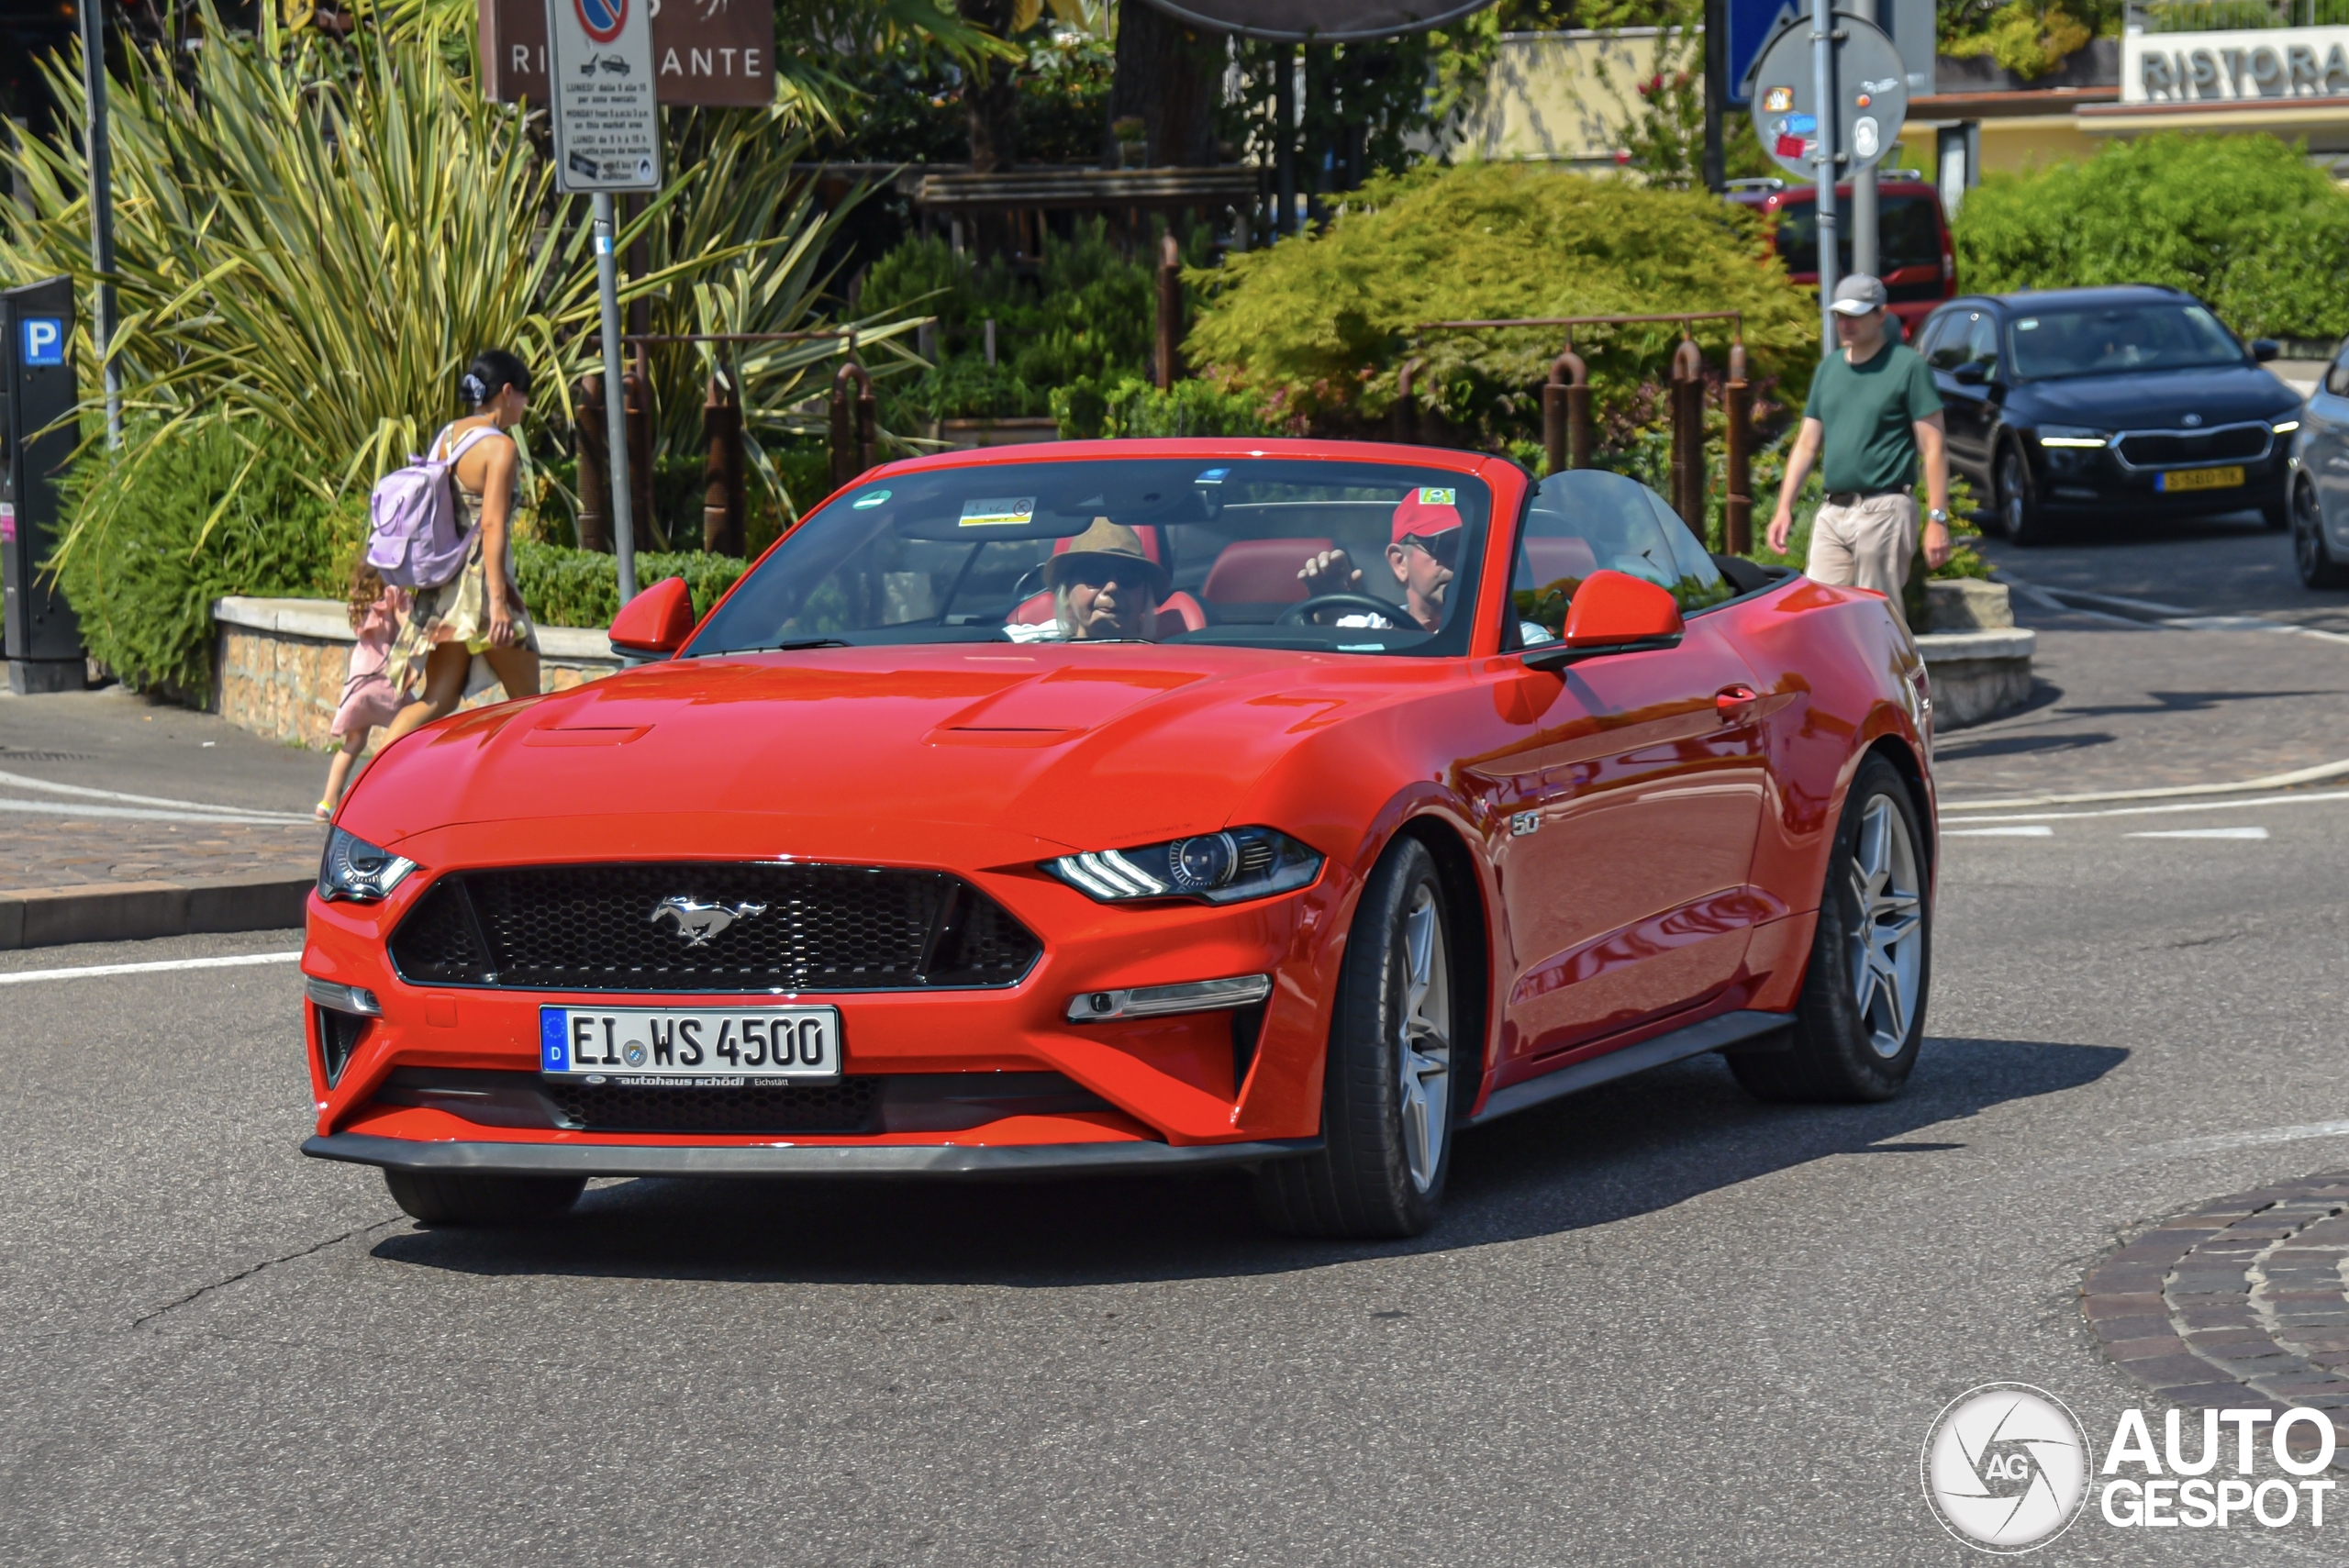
[369,1036,2124,1288]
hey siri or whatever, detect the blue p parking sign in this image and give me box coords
[20,317,64,368]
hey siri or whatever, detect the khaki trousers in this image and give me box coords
[1807,493,1918,628]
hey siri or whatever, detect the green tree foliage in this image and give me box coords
[54,422,362,695]
[1185,161,1817,445]
[1953,132,2349,340]
[1049,375,1279,439]
[1941,0,2097,78]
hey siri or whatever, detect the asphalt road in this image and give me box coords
[3,790,2347,1565]
[1977,509,2349,635]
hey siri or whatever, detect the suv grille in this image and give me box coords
[2116,424,2268,468]
[388,862,1041,992]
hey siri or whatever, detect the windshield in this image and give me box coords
[2006,304,2243,380]
[1772,196,1943,276]
[685,456,1495,658]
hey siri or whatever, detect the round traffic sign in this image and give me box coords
[1748,14,1909,180]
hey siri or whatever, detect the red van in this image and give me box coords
[1725,175,1957,338]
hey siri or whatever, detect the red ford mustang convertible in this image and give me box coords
[302,439,1935,1238]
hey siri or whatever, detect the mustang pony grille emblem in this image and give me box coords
[649,895,768,947]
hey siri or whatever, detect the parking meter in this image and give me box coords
[3,276,84,694]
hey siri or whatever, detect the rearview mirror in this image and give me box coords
[608,575,695,657]
[1522,570,1685,670]
[1951,361,1988,385]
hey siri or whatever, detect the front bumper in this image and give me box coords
[304,1129,1319,1179]
[2028,441,2287,515]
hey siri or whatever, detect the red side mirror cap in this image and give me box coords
[609,575,695,657]
[1525,569,1685,669]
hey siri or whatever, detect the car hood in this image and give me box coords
[2011,364,2299,431]
[342,644,1431,857]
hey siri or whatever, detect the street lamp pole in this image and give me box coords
[78,0,120,448]
[1809,0,1840,354]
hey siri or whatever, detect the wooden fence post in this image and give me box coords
[574,373,611,553]
[1724,340,1752,554]
[1670,338,1706,531]
[703,371,744,557]
[831,360,877,489]
[622,365,660,550]
[1543,348,1588,476]
[1155,232,1183,391]
[1393,357,1424,444]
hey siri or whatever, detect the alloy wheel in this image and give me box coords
[1846,795,1924,1059]
[2000,452,2027,538]
[1397,885,1452,1193]
[2298,483,2326,581]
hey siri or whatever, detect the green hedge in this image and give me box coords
[1050,375,1279,439]
[515,541,747,629]
[1954,132,2349,341]
[51,423,359,695]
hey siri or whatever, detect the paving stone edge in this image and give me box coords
[0,873,311,950]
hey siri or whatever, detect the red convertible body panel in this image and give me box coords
[303,439,1932,1179]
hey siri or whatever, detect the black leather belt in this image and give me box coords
[1824,488,1909,506]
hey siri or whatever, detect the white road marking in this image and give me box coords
[1944,826,2054,837]
[0,951,304,985]
[0,768,315,822]
[1955,788,2349,825]
[2128,827,2270,840]
[1943,759,2349,811]
[0,798,314,828]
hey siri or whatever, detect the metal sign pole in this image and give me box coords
[1850,0,1878,282]
[1809,0,1839,355]
[592,195,637,606]
[77,0,119,448]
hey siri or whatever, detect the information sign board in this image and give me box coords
[545,0,662,194]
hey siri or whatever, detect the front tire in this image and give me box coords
[1731,755,1931,1104]
[1254,837,1456,1239]
[1996,442,2051,547]
[2295,477,2349,588]
[384,1168,585,1226]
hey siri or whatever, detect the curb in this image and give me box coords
[0,873,312,951]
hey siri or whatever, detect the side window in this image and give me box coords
[1919,313,1963,370]
[1964,311,2000,374]
[1510,470,1727,640]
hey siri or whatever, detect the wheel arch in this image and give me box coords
[1861,732,1935,880]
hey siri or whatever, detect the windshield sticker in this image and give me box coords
[1195,467,1230,484]
[1418,487,1456,506]
[959,496,1037,528]
[851,489,891,509]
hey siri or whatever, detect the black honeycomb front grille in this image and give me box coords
[551,1076,883,1134]
[388,862,1041,993]
[2117,424,2267,468]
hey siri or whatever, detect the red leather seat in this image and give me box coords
[1523,534,1598,591]
[1202,538,1335,605]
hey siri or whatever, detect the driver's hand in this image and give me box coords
[1298,549,1363,597]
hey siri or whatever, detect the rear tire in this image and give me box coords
[1730,754,1931,1105]
[1254,837,1456,1239]
[384,1168,585,1226]
[1996,442,2052,547]
[2295,477,2349,588]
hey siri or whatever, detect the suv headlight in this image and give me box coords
[1046,826,1322,906]
[2036,425,2108,449]
[317,827,417,903]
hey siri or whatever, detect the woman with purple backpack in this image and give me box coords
[375,350,542,751]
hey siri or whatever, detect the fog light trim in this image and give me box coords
[1066,973,1274,1023]
[305,975,382,1017]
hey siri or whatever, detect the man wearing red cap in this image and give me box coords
[1297,487,1463,632]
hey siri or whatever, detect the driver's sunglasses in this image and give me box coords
[1404,530,1462,569]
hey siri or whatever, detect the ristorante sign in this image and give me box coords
[482,0,774,107]
[2124,23,2349,102]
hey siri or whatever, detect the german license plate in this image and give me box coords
[539,1005,841,1081]
[2157,465,2244,493]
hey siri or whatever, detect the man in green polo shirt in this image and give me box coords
[1766,274,1953,628]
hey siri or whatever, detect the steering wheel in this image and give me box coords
[1277,593,1404,628]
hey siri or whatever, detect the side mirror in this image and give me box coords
[2251,339,2281,362]
[1522,570,1685,670]
[608,575,695,657]
[1951,361,1988,385]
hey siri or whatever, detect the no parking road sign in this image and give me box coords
[544,0,660,193]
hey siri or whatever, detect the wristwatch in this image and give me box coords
[1927,507,1950,525]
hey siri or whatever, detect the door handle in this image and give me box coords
[1716,684,1760,724]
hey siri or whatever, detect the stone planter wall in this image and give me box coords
[1915,580,2036,729]
[210,597,623,751]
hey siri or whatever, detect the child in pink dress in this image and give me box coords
[317,564,415,819]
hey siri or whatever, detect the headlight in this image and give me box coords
[317,827,417,903]
[2036,425,2108,449]
[1045,826,1322,905]
[2274,418,2301,435]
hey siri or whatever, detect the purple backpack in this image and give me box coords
[364,426,495,589]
